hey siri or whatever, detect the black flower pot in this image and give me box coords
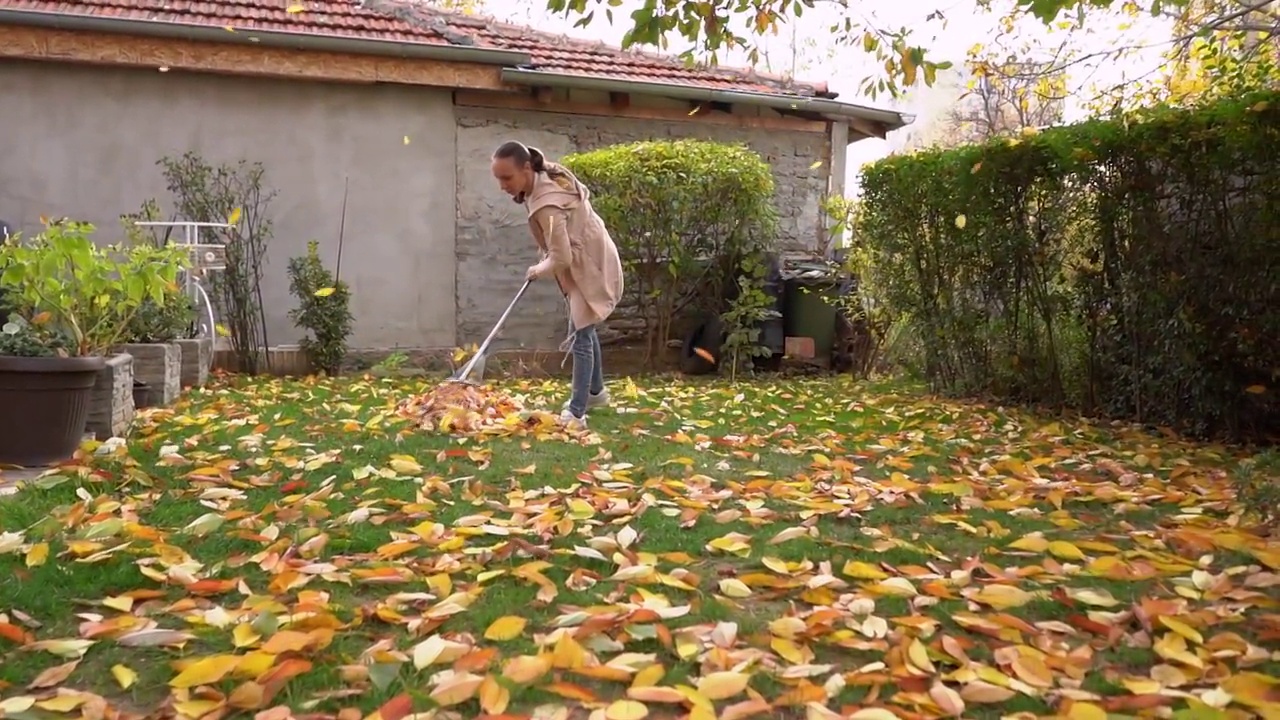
[0,355,106,466]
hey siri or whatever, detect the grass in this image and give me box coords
[0,372,1278,720]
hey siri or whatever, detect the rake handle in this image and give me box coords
[456,278,532,382]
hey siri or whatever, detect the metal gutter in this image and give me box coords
[501,67,914,132]
[0,8,532,66]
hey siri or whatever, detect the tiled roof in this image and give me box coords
[1,0,830,97]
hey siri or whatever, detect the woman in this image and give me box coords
[491,141,624,428]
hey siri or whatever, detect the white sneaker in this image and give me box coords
[559,409,588,430]
[563,389,610,412]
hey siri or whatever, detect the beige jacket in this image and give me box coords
[525,163,624,332]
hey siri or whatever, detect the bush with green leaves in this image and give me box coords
[1233,450,1280,530]
[0,316,73,358]
[287,240,353,376]
[562,140,778,366]
[0,220,189,356]
[856,91,1280,440]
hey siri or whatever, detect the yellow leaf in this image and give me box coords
[403,135,411,145]
[0,697,35,714]
[628,686,685,703]
[429,671,484,706]
[313,287,336,298]
[1249,101,1269,112]
[809,160,824,170]
[606,699,650,720]
[842,560,889,580]
[479,675,510,715]
[696,671,750,700]
[718,578,752,598]
[388,457,423,476]
[285,3,305,12]
[502,655,551,684]
[1047,540,1086,561]
[849,710,901,720]
[232,623,261,648]
[1066,701,1108,720]
[955,214,967,229]
[1007,536,1048,552]
[1065,587,1120,607]
[169,654,241,688]
[907,638,936,673]
[25,542,49,567]
[227,207,243,225]
[1245,384,1266,394]
[484,616,527,642]
[111,664,138,689]
[970,584,1035,610]
[1158,616,1204,645]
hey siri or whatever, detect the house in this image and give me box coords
[0,0,912,353]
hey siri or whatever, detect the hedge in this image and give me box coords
[563,140,777,366]
[857,91,1280,440]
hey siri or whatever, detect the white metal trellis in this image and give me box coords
[133,221,235,367]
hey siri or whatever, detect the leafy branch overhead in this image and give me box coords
[542,0,1278,99]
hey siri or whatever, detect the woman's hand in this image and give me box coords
[525,264,542,281]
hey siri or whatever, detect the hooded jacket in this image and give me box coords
[525,162,625,333]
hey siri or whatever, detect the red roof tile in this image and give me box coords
[1,0,829,96]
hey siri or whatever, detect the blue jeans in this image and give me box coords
[568,324,605,418]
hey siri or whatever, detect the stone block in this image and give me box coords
[116,342,181,407]
[175,338,213,388]
[86,353,134,440]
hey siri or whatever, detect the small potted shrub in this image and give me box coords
[0,219,187,465]
[116,288,196,407]
[286,240,353,376]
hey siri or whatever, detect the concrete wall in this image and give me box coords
[0,60,457,350]
[455,94,831,349]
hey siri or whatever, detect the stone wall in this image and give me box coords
[455,106,830,350]
[118,343,181,407]
[86,353,134,440]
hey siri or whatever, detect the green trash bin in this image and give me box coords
[784,280,838,361]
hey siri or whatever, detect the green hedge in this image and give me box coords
[857,91,1280,440]
[563,140,777,366]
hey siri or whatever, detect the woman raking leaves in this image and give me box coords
[490,142,625,429]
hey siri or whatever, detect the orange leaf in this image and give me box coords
[371,693,413,720]
[544,681,599,702]
[28,660,79,689]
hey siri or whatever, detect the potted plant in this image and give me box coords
[0,219,187,466]
[116,288,196,407]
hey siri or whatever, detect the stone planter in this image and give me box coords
[176,337,213,388]
[116,342,181,407]
[86,353,134,440]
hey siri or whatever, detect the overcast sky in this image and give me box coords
[476,0,1176,192]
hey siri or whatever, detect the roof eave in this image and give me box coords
[501,67,914,135]
[0,7,532,66]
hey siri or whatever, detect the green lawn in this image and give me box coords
[1,374,1277,720]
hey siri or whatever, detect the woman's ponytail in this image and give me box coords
[528,146,547,173]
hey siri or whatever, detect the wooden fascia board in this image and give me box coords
[455,89,829,134]
[0,24,508,90]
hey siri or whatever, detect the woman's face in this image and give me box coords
[491,156,533,201]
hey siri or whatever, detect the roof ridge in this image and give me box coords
[371,0,827,95]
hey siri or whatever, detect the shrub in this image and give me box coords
[562,139,778,366]
[159,152,275,374]
[287,240,353,376]
[1232,450,1280,530]
[0,220,189,356]
[856,91,1280,441]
